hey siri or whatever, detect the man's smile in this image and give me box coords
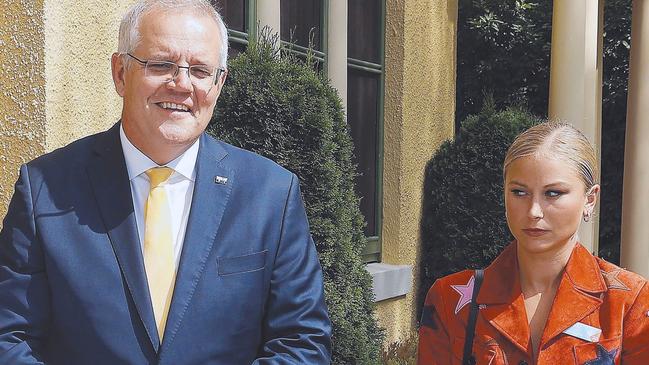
[156,102,191,113]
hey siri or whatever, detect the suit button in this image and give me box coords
[518,361,528,365]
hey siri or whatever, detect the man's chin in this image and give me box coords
[159,125,201,145]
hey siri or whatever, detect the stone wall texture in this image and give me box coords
[0,0,46,222]
[43,0,133,150]
[377,0,457,345]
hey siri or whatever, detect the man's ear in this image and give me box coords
[111,53,126,97]
[211,69,228,100]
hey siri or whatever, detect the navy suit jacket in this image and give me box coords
[0,123,332,364]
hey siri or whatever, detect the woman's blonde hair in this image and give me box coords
[503,122,599,190]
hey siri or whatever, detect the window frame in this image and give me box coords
[279,0,329,68]
[220,0,385,263]
[346,0,385,263]
[221,0,257,54]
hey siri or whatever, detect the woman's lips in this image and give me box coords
[523,228,550,237]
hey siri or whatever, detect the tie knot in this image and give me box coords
[146,167,173,188]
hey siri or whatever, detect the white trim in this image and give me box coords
[257,0,281,36]
[327,0,348,110]
[366,263,412,302]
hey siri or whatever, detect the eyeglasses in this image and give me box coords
[125,53,225,93]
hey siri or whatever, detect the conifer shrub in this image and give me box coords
[207,32,383,364]
[417,104,541,315]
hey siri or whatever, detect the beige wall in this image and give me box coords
[1,0,132,222]
[43,0,132,150]
[378,0,456,344]
[0,0,47,221]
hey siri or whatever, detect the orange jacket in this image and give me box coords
[418,242,649,365]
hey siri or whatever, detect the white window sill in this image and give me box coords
[365,263,412,302]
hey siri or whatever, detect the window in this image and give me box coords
[347,0,385,262]
[280,0,327,68]
[210,1,386,262]
[211,0,256,58]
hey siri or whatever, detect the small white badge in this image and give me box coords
[563,322,602,342]
[214,176,228,185]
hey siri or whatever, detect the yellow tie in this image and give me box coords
[143,167,176,340]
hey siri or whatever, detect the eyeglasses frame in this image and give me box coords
[124,53,226,91]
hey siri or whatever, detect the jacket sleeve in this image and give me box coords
[418,279,453,365]
[622,280,649,364]
[417,280,452,365]
[0,165,48,364]
[252,174,332,365]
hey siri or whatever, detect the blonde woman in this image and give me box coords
[418,122,649,365]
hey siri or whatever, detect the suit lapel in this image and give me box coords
[160,134,233,351]
[86,123,160,351]
[478,243,531,353]
[539,243,605,346]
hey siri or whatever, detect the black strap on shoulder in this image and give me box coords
[462,269,484,365]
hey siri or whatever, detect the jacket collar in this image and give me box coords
[88,122,160,351]
[477,241,606,353]
[88,123,232,353]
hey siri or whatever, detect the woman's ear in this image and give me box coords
[583,184,600,219]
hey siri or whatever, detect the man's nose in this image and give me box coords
[169,67,193,91]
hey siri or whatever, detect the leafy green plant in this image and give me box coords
[207,31,383,364]
[418,103,540,315]
[456,0,553,125]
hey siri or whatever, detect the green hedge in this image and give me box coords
[207,33,383,364]
[418,104,540,315]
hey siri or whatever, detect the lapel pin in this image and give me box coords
[214,176,228,185]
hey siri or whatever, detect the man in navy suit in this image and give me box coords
[0,1,331,364]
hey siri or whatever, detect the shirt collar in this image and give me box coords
[119,123,199,182]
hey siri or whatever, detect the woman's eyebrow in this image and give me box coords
[508,180,527,187]
[543,181,570,188]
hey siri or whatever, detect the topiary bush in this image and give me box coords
[417,103,541,316]
[207,31,383,364]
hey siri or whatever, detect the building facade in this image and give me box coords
[1,0,647,350]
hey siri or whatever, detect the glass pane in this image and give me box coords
[348,0,381,63]
[211,0,246,32]
[347,68,380,237]
[280,0,322,50]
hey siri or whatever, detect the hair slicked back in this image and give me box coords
[503,121,599,190]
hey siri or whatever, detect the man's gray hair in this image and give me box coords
[118,0,229,68]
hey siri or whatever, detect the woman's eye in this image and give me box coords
[511,189,526,196]
[545,190,564,198]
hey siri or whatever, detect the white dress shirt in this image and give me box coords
[119,125,198,268]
